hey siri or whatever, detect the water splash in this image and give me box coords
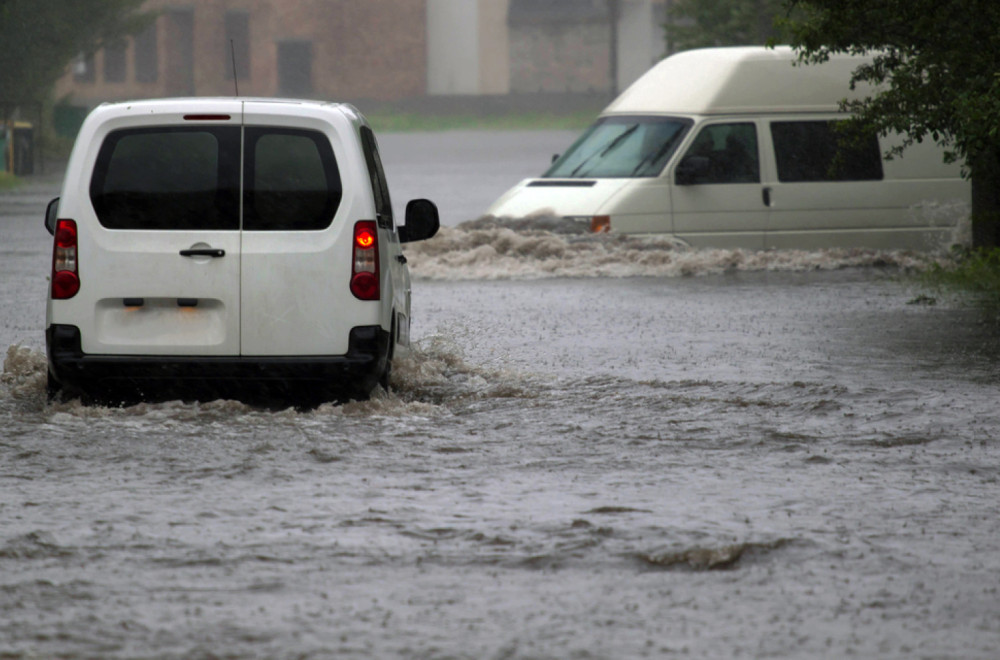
[0,334,535,419]
[404,216,948,281]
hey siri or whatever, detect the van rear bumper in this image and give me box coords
[46,324,389,406]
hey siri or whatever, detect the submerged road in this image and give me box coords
[1,130,998,659]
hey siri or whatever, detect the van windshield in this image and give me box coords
[544,116,691,179]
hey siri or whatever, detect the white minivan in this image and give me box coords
[487,46,970,251]
[44,98,438,405]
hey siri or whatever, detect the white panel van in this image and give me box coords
[44,98,439,406]
[486,47,970,250]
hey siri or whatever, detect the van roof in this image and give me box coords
[97,96,347,109]
[83,97,366,129]
[604,46,874,116]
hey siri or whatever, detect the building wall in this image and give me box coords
[509,20,610,94]
[616,0,657,91]
[427,0,509,96]
[54,0,427,106]
[507,0,659,96]
[476,0,511,95]
[427,0,480,94]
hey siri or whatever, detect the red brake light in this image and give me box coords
[355,228,376,249]
[350,221,380,301]
[51,219,80,299]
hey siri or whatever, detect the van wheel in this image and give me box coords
[378,319,395,392]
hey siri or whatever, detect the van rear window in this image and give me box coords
[243,128,341,231]
[90,127,240,230]
[90,126,342,231]
[771,121,884,182]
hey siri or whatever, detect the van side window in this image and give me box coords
[678,123,759,184]
[771,121,883,182]
[360,126,394,228]
[243,128,342,231]
[90,127,240,230]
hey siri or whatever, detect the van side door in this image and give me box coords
[763,119,888,249]
[670,121,767,250]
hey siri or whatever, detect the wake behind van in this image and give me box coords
[486,46,970,251]
[44,98,438,405]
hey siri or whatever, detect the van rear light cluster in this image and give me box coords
[51,219,80,299]
[350,220,380,300]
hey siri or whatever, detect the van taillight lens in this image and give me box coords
[350,220,380,300]
[51,219,80,299]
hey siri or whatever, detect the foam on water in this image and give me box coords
[0,332,534,420]
[404,216,951,281]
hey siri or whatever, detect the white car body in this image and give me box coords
[486,46,970,251]
[45,97,438,405]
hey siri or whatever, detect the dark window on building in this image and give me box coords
[104,40,127,83]
[277,41,313,96]
[90,127,241,231]
[73,53,96,83]
[677,123,760,184]
[243,128,342,231]
[224,11,250,81]
[360,126,394,228]
[134,22,158,83]
[771,121,884,182]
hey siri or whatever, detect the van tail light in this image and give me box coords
[590,215,611,233]
[350,220,380,300]
[51,219,80,299]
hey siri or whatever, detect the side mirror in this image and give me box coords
[551,153,560,163]
[44,197,60,235]
[675,155,710,185]
[399,199,440,244]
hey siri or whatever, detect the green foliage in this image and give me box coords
[0,0,153,107]
[0,171,21,190]
[665,0,794,51]
[921,248,1000,305]
[782,0,1000,247]
[784,0,1000,167]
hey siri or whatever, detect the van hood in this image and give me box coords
[484,178,632,219]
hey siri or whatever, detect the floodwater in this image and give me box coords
[2,131,1000,659]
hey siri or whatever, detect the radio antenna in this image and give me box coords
[230,39,240,96]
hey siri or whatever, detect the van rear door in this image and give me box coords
[81,109,243,356]
[239,102,352,357]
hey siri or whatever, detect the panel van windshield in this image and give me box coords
[544,116,691,179]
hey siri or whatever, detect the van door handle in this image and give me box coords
[762,187,772,207]
[396,255,408,264]
[180,248,226,258]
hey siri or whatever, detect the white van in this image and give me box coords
[44,98,438,405]
[486,46,970,250]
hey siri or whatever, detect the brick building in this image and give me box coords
[53,0,667,110]
[55,0,428,105]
